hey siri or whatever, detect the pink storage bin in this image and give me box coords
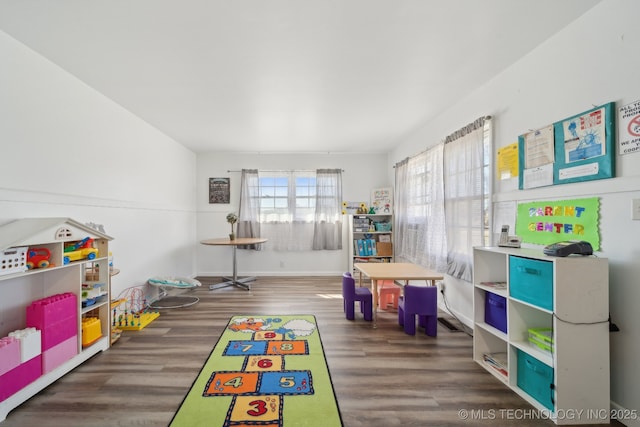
[42,335,77,374]
[0,355,42,402]
[0,337,21,376]
[27,292,77,351]
[39,317,77,351]
[26,292,77,330]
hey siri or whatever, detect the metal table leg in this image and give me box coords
[209,245,256,291]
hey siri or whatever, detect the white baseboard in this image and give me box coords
[610,401,640,427]
[437,301,473,330]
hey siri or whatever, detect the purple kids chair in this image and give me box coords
[398,284,438,336]
[342,272,373,321]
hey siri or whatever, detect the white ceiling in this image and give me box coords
[0,0,600,153]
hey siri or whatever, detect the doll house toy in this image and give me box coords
[0,217,113,422]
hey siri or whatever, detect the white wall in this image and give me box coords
[196,152,389,276]
[389,0,640,422]
[0,30,197,300]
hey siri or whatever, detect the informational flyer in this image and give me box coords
[618,99,640,155]
[562,107,606,162]
[497,142,519,180]
[522,163,553,189]
[523,125,554,169]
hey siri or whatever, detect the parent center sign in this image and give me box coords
[515,197,600,250]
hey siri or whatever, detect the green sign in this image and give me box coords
[515,197,600,250]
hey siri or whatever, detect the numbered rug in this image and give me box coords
[170,315,343,427]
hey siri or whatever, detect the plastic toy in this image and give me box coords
[81,282,106,307]
[26,248,51,270]
[81,317,102,347]
[63,237,98,265]
[65,237,92,252]
[113,287,159,331]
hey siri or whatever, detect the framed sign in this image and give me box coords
[209,178,230,204]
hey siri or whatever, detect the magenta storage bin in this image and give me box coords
[39,320,77,351]
[27,293,77,350]
[26,292,77,329]
[0,355,42,402]
[485,292,507,333]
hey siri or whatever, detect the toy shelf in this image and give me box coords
[0,218,113,423]
[347,214,394,276]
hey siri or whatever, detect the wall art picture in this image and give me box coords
[209,177,230,204]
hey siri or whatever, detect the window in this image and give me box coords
[294,176,316,221]
[257,172,316,223]
[395,144,447,272]
[394,116,492,282]
[444,117,492,282]
[239,169,342,251]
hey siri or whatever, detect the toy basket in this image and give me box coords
[374,222,392,232]
[1,246,28,276]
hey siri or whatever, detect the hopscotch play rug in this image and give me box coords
[170,315,343,427]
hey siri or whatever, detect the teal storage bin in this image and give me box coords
[509,256,553,310]
[517,349,554,410]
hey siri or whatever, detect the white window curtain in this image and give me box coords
[312,169,343,250]
[259,170,315,251]
[444,117,491,282]
[238,168,343,251]
[237,169,261,250]
[394,144,448,272]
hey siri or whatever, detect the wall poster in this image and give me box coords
[497,142,519,180]
[553,102,615,185]
[518,126,555,189]
[515,197,600,249]
[370,187,393,213]
[209,177,230,204]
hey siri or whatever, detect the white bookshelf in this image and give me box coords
[473,246,609,425]
[347,214,393,275]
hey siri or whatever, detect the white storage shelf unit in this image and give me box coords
[347,213,393,275]
[472,246,609,425]
[0,218,112,422]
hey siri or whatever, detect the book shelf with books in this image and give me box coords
[347,214,393,276]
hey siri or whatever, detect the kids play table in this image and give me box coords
[354,262,443,328]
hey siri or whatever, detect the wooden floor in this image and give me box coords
[2,276,621,427]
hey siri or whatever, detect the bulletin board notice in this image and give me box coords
[518,102,615,189]
[553,102,615,186]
